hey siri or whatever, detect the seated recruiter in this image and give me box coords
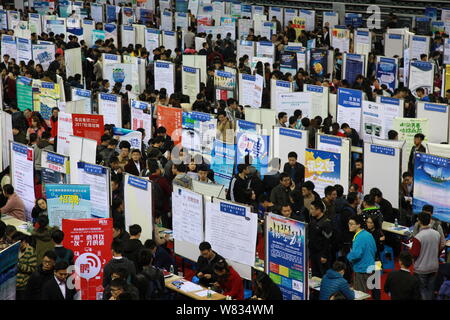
[196,241,224,287]
[212,259,244,300]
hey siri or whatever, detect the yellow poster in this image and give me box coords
[292,17,306,40]
[445,65,450,94]
[33,80,61,123]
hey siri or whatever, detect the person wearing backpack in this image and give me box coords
[412,205,445,239]
[135,249,165,300]
[51,230,74,265]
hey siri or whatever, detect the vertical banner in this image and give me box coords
[331,26,350,53]
[182,66,200,104]
[409,61,434,98]
[323,11,339,28]
[71,88,92,114]
[122,7,135,25]
[376,57,398,91]
[124,174,153,241]
[304,84,329,119]
[284,8,298,27]
[266,213,307,300]
[75,162,110,219]
[214,70,236,101]
[121,25,135,48]
[172,185,204,245]
[182,112,216,157]
[362,100,402,142]
[156,105,183,146]
[409,35,430,60]
[33,81,61,121]
[292,17,306,39]
[354,29,371,55]
[299,9,315,31]
[271,79,292,111]
[162,30,177,52]
[46,184,91,228]
[98,93,122,128]
[413,153,450,222]
[161,9,173,31]
[32,43,56,71]
[1,35,17,61]
[40,150,69,190]
[145,28,160,62]
[104,23,118,45]
[343,53,365,86]
[106,5,118,23]
[16,76,33,111]
[17,37,32,64]
[304,148,341,197]
[65,48,83,79]
[10,142,35,219]
[237,40,255,61]
[91,3,103,23]
[309,48,328,78]
[204,199,257,267]
[62,218,113,300]
[154,60,175,96]
[236,132,270,175]
[337,88,363,135]
[211,139,236,187]
[56,112,73,156]
[130,100,152,139]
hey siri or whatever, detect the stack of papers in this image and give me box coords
[194,290,210,297]
[354,290,369,300]
[178,281,204,293]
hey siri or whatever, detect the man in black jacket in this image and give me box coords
[308,200,334,277]
[103,239,136,288]
[228,164,254,206]
[145,239,176,273]
[283,151,305,189]
[123,224,144,269]
[338,192,360,256]
[41,261,77,300]
[384,251,421,300]
[370,188,396,223]
[341,123,360,147]
[51,230,74,265]
[134,249,165,300]
[196,242,224,287]
[25,250,56,300]
[269,173,293,214]
[408,133,426,174]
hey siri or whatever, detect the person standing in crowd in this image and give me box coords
[144,239,175,273]
[384,251,421,300]
[360,194,383,227]
[123,224,144,268]
[341,123,360,146]
[370,188,395,223]
[412,205,445,239]
[135,249,165,300]
[347,215,377,294]
[25,250,57,300]
[13,232,37,300]
[301,181,320,214]
[269,173,293,214]
[408,133,426,174]
[308,200,334,277]
[283,152,305,189]
[41,261,76,300]
[410,212,446,300]
[103,239,137,288]
[51,230,74,265]
[228,164,254,206]
[32,215,58,265]
[276,112,288,127]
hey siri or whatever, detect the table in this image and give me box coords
[1,215,30,236]
[382,221,411,236]
[165,274,226,300]
[309,276,371,300]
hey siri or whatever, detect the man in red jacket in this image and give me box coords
[212,259,244,300]
[50,107,59,139]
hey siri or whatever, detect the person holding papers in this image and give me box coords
[0,184,26,221]
[212,259,244,300]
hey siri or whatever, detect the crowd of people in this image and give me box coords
[0,1,449,301]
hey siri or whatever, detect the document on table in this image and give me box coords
[194,290,210,297]
[179,281,204,292]
[354,290,369,300]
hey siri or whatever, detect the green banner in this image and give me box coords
[16,76,33,111]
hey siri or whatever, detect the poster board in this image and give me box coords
[98,93,122,128]
[10,142,35,220]
[409,61,434,97]
[362,100,402,142]
[316,134,351,193]
[304,84,329,119]
[154,60,175,96]
[384,32,404,58]
[273,127,308,168]
[413,152,450,222]
[124,174,153,242]
[304,148,342,197]
[156,105,183,146]
[416,102,449,144]
[364,142,401,209]
[183,54,207,86]
[337,88,363,135]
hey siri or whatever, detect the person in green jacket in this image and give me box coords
[12,232,37,300]
[31,215,58,265]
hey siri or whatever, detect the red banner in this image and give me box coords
[62,218,113,300]
[156,105,182,146]
[72,114,104,144]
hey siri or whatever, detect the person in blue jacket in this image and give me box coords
[347,214,377,294]
[320,261,355,300]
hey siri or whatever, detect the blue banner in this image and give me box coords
[266,213,307,300]
[106,5,117,23]
[344,54,364,86]
[236,132,270,175]
[211,140,236,187]
[413,153,450,222]
[127,175,148,190]
[376,58,397,91]
[309,48,327,78]
[46,184,91,228]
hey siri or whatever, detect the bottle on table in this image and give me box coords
[170,265,174,274]
[394,218,399,228]
[207,287,212,298]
